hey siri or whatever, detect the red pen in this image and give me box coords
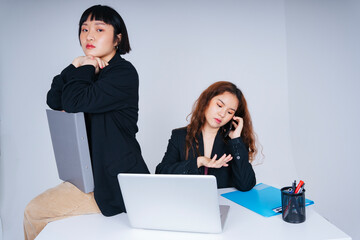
[294,180,304,194]
[298,183,305,194]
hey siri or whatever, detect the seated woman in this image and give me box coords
[156,81,259,191]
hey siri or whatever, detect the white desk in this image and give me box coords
[36,188,351,240]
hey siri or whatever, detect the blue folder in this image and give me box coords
[221,183,314,217]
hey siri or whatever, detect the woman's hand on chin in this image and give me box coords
[72,56,109,74]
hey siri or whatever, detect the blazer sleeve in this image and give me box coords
[61,62,138,114]
[155,130,200,175]
[228,137,256,191]
[46,64,76,110]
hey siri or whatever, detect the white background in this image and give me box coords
[0,0,358,239]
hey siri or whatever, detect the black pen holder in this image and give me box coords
[281,186,306,223]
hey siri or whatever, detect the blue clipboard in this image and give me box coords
[221,183,314,217]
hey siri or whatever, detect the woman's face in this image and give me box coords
[204,92,239,130]
[80,16,120,62]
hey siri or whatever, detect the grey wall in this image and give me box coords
[0,0,357,239]
[285,1,360,239]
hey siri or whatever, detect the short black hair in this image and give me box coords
[78,5,131,54]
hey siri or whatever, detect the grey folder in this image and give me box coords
[46,109,94,193]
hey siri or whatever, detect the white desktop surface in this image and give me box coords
[36,188,351,240]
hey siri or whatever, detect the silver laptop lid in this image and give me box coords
[118,174,223,233]
[46,109,94,193]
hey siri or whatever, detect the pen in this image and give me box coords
[292,180,296,192]
[298,183,305,194]
[272,206,282,213]
[294,180,304,194]
[283,201,292,219]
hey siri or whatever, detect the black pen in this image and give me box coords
[292,180,296,193]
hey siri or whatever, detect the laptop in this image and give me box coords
[46,109,94,193]
[118,173,229,233]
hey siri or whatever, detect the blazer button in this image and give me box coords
[236,156,240,160]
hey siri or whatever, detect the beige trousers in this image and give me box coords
[23,182,100,240]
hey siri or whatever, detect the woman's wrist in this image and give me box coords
[197,157,203,168]
[71,58,80,68]
[72,56,98,68]
[230,134,241,139]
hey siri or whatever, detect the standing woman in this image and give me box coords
[24,5,149,240]
[156,81,258,191]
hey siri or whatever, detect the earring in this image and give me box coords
[115,45,119,50]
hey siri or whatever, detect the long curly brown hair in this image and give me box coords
[185,81,258,162]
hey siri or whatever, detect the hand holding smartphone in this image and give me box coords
[225,116,243,139]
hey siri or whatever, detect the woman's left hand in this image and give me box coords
[228,116,244,139]
[72,56,108,74]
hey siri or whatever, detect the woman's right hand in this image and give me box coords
[72,56,108,74]
[197,154,233,168]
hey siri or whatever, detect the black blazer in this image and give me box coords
[156,127,256,191]
[47,53,149,216]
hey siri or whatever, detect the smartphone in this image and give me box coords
[224,119,239,137]
[224,119,233,137]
